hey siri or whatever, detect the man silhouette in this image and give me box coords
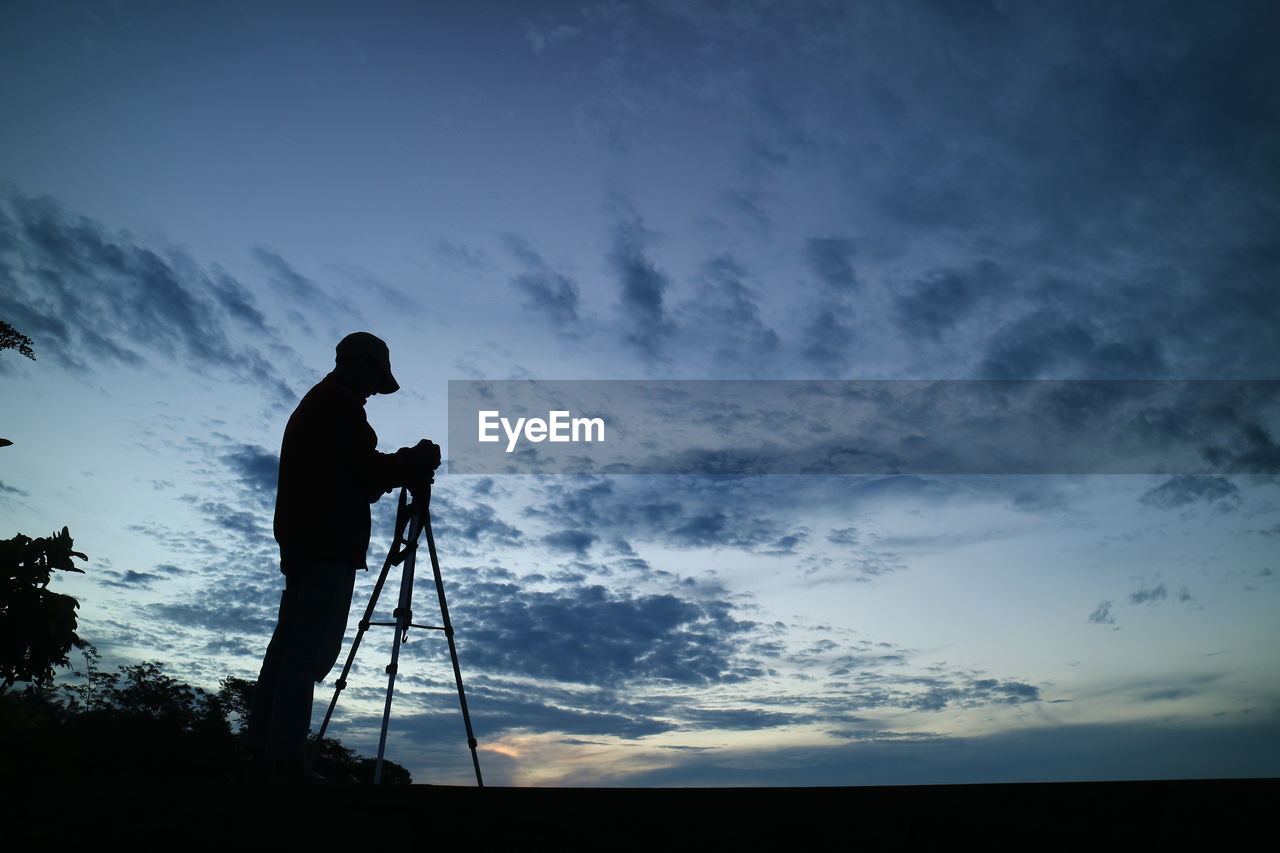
[245,332,439,781]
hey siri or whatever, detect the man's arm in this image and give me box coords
[362,438,441,501]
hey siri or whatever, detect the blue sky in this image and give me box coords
[2,0,1278,785]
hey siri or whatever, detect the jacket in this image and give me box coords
[273,372,415,571]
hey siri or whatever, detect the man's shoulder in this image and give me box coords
[295,374,362,411]
[285,376,366,435]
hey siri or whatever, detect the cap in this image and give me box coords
[335,332,400,394]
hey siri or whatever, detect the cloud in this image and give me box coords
[616,717,1280,787]
[806,237,859,291]
[525,21,581,54]
[428,491,524,551]
[1088,601,1115,625]
[504,235,581,329]
[799,306,853,377]
[541,530,597,556]
[679,254,779,374]
[826,527,860,546]
[1127,584,1168,606]
[147,574,281,636]
[523,476,809,553]
[718,188,771,231]
[0,480,29,497]
[894,260,1009,343]
[1139,476,1241,510]
[608,205,673,361]
[976,308,1159,380]
[99,569,164,590]
[906,678,1040,712]
[432,239,488,270]
[0,189,295,401]
[439,569,758,687]
[186,499,271,543]
[223,444,280,508]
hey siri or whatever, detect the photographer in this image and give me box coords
[245,332,439,781]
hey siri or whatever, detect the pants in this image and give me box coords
[245,561,357,761]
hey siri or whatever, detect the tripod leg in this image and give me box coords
[374,492,425,783]
[423,495,485,788]
[314,488,410,755]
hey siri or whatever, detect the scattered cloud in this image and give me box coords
[1140,476,1241,510]
[679,254,779,375]
[806,237,858,291]
[437,568,759,687]
[1127,584,1168,606]
[608,203,673,362]
[1088,601,1115,625]
[0,190,296,402]
[504,234,581,330]
[894,260,1008,343]
[525,21,580,54]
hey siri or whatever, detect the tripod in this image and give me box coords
[314,475,483,786]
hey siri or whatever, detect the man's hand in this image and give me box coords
[403,439,441,496]
[412,438,442,472]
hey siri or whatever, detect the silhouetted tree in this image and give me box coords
[0,526,410,782]
[0,319,36,360]
[0,527,88,692]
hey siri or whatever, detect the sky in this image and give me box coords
[2,0,1278,786]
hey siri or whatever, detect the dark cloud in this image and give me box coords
[617,717,1280,787]
[189,499,271,542]
[907,678,1040,712]
[1139,476,1241,510]
[1088,601,1115,625]
[147,574,280,636]
[0,190,295,401]
[252,246,356,325]
[98,569,164,590]
[894,260,1008,343]
[679,254,779,374]
[332,264,423,317]
[206,269,270,334]
[608,206,673,361]
[524,476,808,553]
[680,707,803,731]
[202,637,258,657]
[0,480,29,497]
[440,570,758,687]
[826,527,860,546]
[432,239,488,270]
[799,306,853,377]
[1127,584,1168,606]
[149,601,274,636]
[428,491,524,551]
[806,237,858,291]
[223,444,279,508]
[718,188,771,231]
[976,308,1164,380]
[827,652,908,675]
[542,530,597,556]
[504,235,581,329]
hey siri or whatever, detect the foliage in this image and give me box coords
[0,319,36,360]
[0,655,411,782]
[0,527,89,691]
[0,524,411,782]
[217,674,256,734]
[311,733,413,784]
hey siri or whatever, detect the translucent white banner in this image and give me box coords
[446,380,1280,475]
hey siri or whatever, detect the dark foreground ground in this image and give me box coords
[11,778,1274,845]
